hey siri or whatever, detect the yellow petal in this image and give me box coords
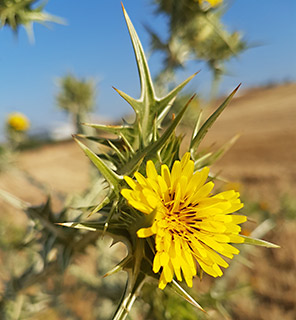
[158,270,167,290]
[180,152,191,168]
[160,252,170,266]
[134,172,148,188]
[181,240,196,275]
[163,262,174,283]
[123,176,138,190]
[128,200,152,215]
[170,161,181,194]
[191,181,214,204]
[182,158,194,180]
[161,164,171,189]
[197,233,224,252]
[153,252,162,273]
[180,260,194,287]
[228,234,245,243]
[230,215,247,224]
[163,232,172,252]
[198,260,220,278]
[137,227,154,238]
[205,247,229,268]
[179,175,188,200]
[186,167,210,196]
[146,160,158,180]
[120,189,133,201]
[171,183,181,212]
[157,175,170,202]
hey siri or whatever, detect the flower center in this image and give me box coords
[161,191,201,237]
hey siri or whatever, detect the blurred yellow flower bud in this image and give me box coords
[7,112,30,132]
[198,0,223,7]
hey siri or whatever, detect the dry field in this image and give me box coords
[0,83,295,319]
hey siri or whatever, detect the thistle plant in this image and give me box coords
[5,112,30,149]
[0,0,64,41]
[56,74,96,134]
[147,0,246,98]
[60,5,278,319]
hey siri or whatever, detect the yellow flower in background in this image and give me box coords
[121,153,246,289]
[198,0,223,7]
[7,112,30,131]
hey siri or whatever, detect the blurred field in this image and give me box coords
[0,83,296,319]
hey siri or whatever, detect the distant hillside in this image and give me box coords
[199,82,296,208]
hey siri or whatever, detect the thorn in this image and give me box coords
[234,83,242,93]
[75,133,87,139]
[172,113,175,120]
[121,2,125,12]
[185,94,197,108]
[101,222,108,239]
[87,211,93,218]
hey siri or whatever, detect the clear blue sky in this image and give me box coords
[0,0,295,137]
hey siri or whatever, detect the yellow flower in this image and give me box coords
[198,0,223,7]
[7,112,30,131]
[121,153,246,289]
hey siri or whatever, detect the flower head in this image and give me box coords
[121,153,246,289]
[7,112,30,131]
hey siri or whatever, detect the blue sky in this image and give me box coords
[0,0,295,137]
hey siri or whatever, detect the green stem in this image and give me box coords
[112,272,146,320]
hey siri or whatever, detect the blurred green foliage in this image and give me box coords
[0,0,64,41]
[56,74,96,134]
[149,0,247,98]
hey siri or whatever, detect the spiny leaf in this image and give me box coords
[147,94,195,154]
[241,235,280,248]
[118,95,195,175]
[199,133,240,166]
[147,95,194,156]
[122,3,155,105]
[112,272,146,320]
[190,84,241,151]
[120,4,196,147]
[122,3,157,146]
[108,140,127,163]
[0,189,30,210]
[194,152,213,169]
[169,279,205,313]
[57,222,103,232]
[210,133,240,162]
[73,137,122,191]
[156,72,199,125]
[113,87,142,115]
[120,131,135,154]
[82,122,132,137]
[102,199,119,236]
[57,221,131,242]
[191,110,203,142]
[88,193,113,217]
[103,256,132,278]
